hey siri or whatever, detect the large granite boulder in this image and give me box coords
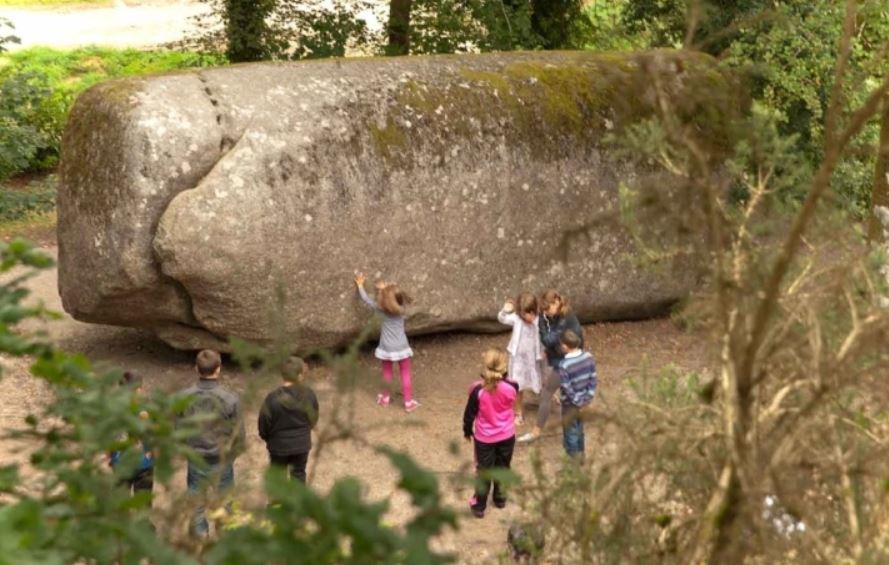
[58,50,740,352]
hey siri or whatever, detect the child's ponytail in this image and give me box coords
[481,348,508,391]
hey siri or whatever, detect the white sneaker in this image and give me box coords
[517,432,539,443]
[404,399,421,413]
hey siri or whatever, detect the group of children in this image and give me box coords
[353,273,599,519]
[110,350,318,536]
[109,273,598,536]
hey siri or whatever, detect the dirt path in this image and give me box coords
[0,245,708,561]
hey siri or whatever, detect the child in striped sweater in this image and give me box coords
[556,330,597,460]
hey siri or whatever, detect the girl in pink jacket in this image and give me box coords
[463,348,518,518]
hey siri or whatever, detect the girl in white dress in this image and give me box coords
[497,292,544,425]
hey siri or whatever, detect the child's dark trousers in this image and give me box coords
[471,436,515,512]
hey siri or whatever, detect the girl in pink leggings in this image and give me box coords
[354,272,420,412]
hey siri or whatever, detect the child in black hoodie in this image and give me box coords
[258,357,319,483]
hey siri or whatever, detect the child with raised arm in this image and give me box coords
[354,271,420,412]
[518,289,584,443]
[463,348,518,518]
[556,330,597,459]
[497,292,544,425]
[258,356,319,483]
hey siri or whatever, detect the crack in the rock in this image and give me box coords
[150,70,248,346]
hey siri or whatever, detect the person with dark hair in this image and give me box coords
[177,349,245,537]
[258,357,319,483]
[556,330,597,459]
[108,370,154,505]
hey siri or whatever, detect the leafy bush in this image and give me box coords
[0,47,224,180]
[0,72,51,181]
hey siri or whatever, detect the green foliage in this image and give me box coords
[623,0,764,53]
[721,0,887,215]
[621,0,889,214]
[391,0,538,54]
[530,0,594,49]
[0,239,190,563]
[223,0,275,62]
[0,71,51,181]
[583,0,643,50]
[0,47,222,180]
[408,0,605,53]
[273,0,376,60]
[725,102,813,205]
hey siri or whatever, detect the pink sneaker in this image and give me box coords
[404,399,421,413]
[376,393,390,407]
[469,496,484,518]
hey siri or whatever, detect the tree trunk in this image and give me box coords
[386,0,412,56]
[224,0,273,63]
[868,93,889,242]
[530,0,584,49]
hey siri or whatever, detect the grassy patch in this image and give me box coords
[0,45,223,88]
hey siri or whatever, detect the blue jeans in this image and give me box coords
[562,405,585,458]
[186,457,234,536]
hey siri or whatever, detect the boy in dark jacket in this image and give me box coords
[258,356,319,483]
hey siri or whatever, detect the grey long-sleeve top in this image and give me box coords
[358,286,413,361]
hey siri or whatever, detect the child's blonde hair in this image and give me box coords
[377,283,412,316]
[481,348,508,391]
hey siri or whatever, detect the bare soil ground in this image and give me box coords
[0,245,709,562]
